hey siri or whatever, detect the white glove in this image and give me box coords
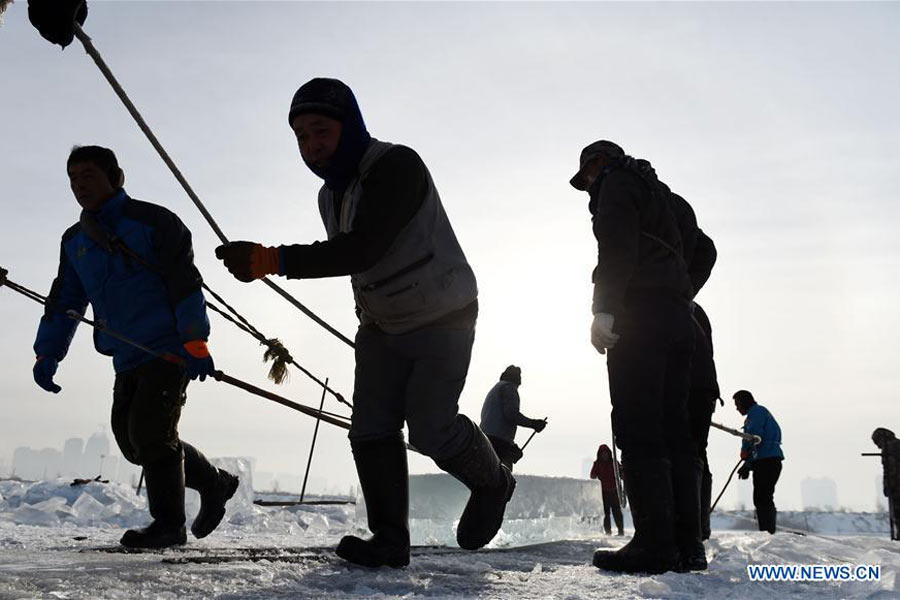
[591,313,620,354]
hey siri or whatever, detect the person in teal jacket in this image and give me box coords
[734,390,783,533]
[33,145,238,549]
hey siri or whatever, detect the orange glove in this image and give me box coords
[215,242,280,283]
[180,340,215,381]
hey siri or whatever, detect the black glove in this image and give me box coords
[531,418,547,433]
[28,0,88,48]
[0,266,7,285]
[738,464,751,480]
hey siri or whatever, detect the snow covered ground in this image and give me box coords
[2,469,900,599]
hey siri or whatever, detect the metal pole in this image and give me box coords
[300,378,329,503]
[611,424,626,509]
[136,469,144,496]
[520,418,547,452]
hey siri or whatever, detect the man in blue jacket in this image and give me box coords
[33,145,238,549]
[734,389,783,533]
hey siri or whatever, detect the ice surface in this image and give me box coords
[1,475,899,599]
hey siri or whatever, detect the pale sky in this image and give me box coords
[1,1,899,510]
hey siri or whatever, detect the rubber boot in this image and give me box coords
[184,442,239,539]
[121,453,187,549]
[757,505,777,534]
[336,435,410,568]
[672,455,706,572]
[592,457,678,574]
[436,421,516,550]
[700,463,712,541]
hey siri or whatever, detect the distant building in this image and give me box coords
[12,447,62,480]
[62,438,84,477]
[81,432,110,477]
[801,477,838,510]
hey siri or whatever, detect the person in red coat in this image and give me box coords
[590,444,624,535]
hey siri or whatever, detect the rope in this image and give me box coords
[202,285,350,408]
[0,269,351,428]
[71,22,355,349]
[711,458,744,512]
[79,211,349,406]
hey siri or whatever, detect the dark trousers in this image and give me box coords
[689,393,717,538]
[112,358,217,490]
[607,294,696,462]
[889,496,900,540]
[487,436,522,472]
[602,488,624,534]
[752,458,782,533]
[112,358,187,468]
[350,323,476,461]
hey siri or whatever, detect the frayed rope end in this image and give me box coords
[262,338,292,385]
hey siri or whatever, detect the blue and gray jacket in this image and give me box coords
[34,190,210,373]
[741,404,784,463]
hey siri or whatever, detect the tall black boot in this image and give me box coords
[336,435,410,568]
[121,453,187,549]
[672,455,706,571]
[700,463,712,541]
[436,420,516,550]
[184,442,239,539]
[593,457,678,574]
[757,505,777,534]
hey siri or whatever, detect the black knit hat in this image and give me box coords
[288,78,358,126]
[500,365,522,385]
[569,140,625,191]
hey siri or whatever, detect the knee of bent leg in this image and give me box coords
[408,416,473,461]
[129,435,182,467]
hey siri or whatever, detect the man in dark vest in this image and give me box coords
[735,390,784,533]
[216,78,514,567]
[479,365,546,471]
[570,140,699,574]
[33,145,238,549]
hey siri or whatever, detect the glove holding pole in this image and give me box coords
[179,341,215,382]
[520,418,548,452]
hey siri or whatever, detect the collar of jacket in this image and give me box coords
[89,188,128,228]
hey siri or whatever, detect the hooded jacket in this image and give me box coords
[590,444,620,493]
[281,79,477,333]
